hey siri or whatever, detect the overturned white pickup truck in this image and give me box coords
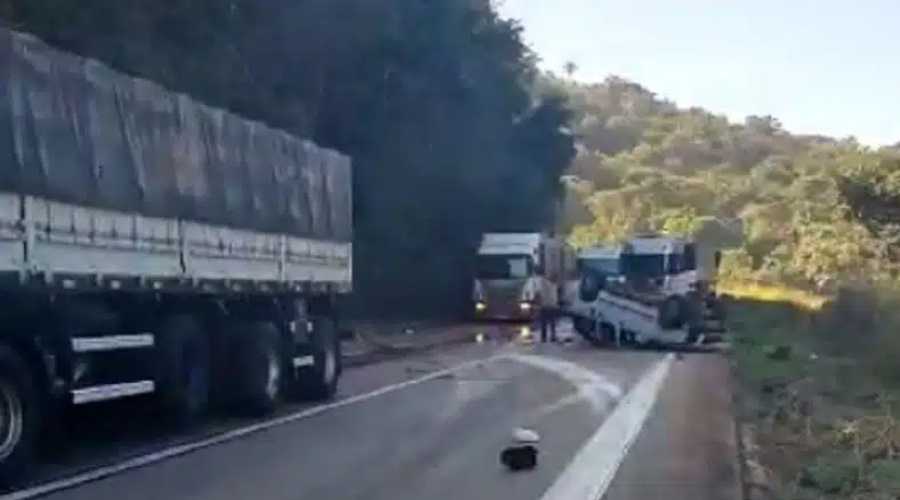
[569,235,726,348]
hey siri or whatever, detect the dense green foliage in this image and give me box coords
[554,74,900,288]
[2,0,575,318]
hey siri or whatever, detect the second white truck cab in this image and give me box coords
[620,235,698,297]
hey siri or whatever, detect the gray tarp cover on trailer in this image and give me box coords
[0,29,352,242]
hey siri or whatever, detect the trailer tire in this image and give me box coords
[154,316,210,426]
[0,345,39,486]
[293,316,341,402]
[231,322,283,416]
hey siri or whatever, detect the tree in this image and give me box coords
[559,75,897,286]
[4,0,575,319]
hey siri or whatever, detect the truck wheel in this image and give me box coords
[155,316,210,426]
[231,322,283,416]
[293,316,341,401]
[0,345,39,486]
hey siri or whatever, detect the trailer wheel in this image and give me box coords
[155,316,210,426]
[0,345,39,485]
[231,322,283,415]
[293,316,341,401]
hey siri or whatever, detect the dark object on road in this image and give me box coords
[501,428,539,471]
[500,444,538,471]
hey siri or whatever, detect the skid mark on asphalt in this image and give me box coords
[504,353,624,413]
[430,361,515,423]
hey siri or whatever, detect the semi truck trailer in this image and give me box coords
[0,29,352,483]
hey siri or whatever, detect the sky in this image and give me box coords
[496,0,898,146]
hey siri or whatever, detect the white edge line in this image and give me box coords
[538,353,674,500]
[2,355,501,500]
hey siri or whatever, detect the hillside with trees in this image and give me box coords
[0,0,575,319]
[552,74,900,290]
[551,74,900,498]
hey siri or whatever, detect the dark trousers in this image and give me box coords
[539,307,557,342]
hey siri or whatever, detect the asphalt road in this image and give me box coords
[4,323,740,500]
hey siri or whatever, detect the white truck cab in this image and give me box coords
[472,233,573,321]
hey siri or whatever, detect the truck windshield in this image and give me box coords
[475,254,532,279]
[621,254,665,278]
[578,257,620,276]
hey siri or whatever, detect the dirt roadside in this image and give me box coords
[602,353,742,500]
[730,296,900,500]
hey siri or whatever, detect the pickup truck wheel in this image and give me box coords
[231,322,283,416]
[657,296,685,330]
[293,316,341,401]
[155,316,210,426]
[0,345,39,486]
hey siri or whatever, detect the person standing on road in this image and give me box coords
[538,284,560,343]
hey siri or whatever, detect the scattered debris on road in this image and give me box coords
[501,428,540,472]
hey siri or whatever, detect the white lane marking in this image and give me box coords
[2,355,502,500]
[505,353,624,412]
[538,353,674,500]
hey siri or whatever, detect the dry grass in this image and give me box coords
[719,281,828,311]
[730,285,900,499]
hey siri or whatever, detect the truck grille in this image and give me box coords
[484,287,521,309]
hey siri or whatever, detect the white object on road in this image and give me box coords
[512,427,540,444]
[502,426,540,472]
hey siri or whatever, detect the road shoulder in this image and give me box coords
[601,354,741,500]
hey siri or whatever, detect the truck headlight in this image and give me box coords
[475,302,486,312]
[519,302,532,311]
